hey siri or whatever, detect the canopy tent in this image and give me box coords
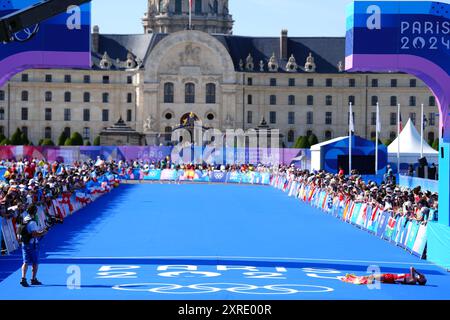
[388,119,438,167]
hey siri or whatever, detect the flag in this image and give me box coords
[376,103,381,133]
[349,103,355,133]
[399,113,403,133]
[423,114,428,129]
[189,0,193,9]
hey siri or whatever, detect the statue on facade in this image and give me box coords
[158,0,169,14]
[144,115,156,132]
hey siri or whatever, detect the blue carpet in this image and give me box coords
[0,183,449,300]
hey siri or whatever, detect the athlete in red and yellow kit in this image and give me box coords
[340,267,427,285]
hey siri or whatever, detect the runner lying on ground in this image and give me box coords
[339,267,427,285]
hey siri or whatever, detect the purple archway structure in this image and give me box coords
[346,1,450,268]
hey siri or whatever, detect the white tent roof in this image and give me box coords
[388,119,438,156]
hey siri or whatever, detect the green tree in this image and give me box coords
[93,136,101,146]
[0,138,11,146]
[41,139,55,146]
[0,133,6,143]
[432,139,439,151]
[308,134,319,146]
[84,140,92,146]
[20,132,29,146]
[57,131,68,146]
[10,128,23,145]
[64,138,73,146]
[297,136,311,149]
[293,136,303,149]
[70,132,84,146]
[383,139,393,146]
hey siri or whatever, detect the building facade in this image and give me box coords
[0,0,440,147]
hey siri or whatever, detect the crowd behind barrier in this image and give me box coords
[270,169,438,259]
[0,158,120,255]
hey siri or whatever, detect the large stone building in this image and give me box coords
[0,0,440,147]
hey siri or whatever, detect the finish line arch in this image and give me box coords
[345,1,450,227]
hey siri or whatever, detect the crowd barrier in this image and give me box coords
[399,175,439,193]
[270,174,431,258]
[119,168,272,185]
[0,173,120,255]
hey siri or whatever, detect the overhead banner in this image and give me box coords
[0,0,91,87]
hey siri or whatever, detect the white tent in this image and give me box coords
[388,119,438,165]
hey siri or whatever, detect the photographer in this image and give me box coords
[19,204,48,287]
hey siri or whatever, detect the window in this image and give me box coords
[207,113,215,121]
[64,75,71,83]
[270,95,277,105]
[127,93,133,103]
[247,95,253,105]
[44,127,52,139]
[288,130,295,143]
[247,77,253,86]
[307,95,314,106]
[83,109,90,122]
[185,83,195,104]
[325,131,332,140]
[410,112,417,125]
[247,111,253,124]
[45,74,52,83]
[0,108,4,120]
[410,79,417,87]
[175,0,182,14]
[288,112,295,125]
[269,111,276,124]
[127,76,133,84]
[102,75,110,84]
[288,78,295,87]
[429,96,436,107]
[348,95,355,105]
[206,83,216,104]
[270,78,277,86]
[307,111,314,125]
[195,0,202,14]
[371,96,378,106]
[288,95,295,106]
[64,109,71,121]
[307,78,314,87]
[164,126,172,142]
[213,0,219,14]
[325,112,333,125]
[371,79,378,87]
[83,127,90,140]
[0,126,3,135]
[349,79,356,87]
[45,108,52,121]
[164,83,174,103]
[21,74,28,82]
[165,113,173,120]
[64,92,71,102]
[390,113,397,126]
[64,127,71,137]
[102,92,109,103]
[83,75,91,83]
[326,78,333,87]
[127,109,132,122]
[21,108,28,121]
[0,90,4,101]
[22,127,28,138]
[102,109,109,122]
[325,95,333,106]
[21,91,29,101]
[391,79,397,87]
[409,96,416,106]
[429,113,436,126]
[390,96,397,106]
[390,131,397,140]
[371,131,376,140]
[371,112,377,126]
[83,92,90,103]
[45,91,52,102]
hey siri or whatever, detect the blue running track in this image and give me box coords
[0,183,449,300]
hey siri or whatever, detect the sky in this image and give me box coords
[90,0,351,36]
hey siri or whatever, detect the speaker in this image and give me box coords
[418,157,428,167]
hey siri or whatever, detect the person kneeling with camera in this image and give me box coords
[18,204,48,287]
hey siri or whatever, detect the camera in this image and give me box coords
[44,215,63,228]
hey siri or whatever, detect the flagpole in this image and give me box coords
[397,103,401,175]
[421,103,424,158]
[375,102,379,175]
[349,102,353,175]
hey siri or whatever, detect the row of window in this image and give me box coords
[19,73,133,84]
[163,82,216,104]
[171,0,217,15]
[8,108,133,122]
[0,91,134,103]
[246,94,436,107]
[250,78,419,88]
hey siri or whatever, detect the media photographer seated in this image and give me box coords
[18,204,48,287]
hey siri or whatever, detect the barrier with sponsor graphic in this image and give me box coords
[271,174,429,258]
[0,173,120,255]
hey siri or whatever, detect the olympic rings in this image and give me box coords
[112,282,334,295]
